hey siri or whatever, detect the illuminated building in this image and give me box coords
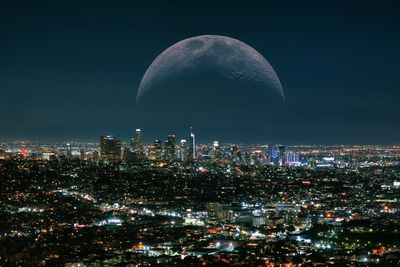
[211,141,220,160]
[129,129,145,161]
[131,129,144,152]
[123,146,134,162]
[199,144,210,160]
[268,144,278,165]
[231,145,241,162]
[92,150,99,161]
[206,202,223,223]
[21,146,26,158]
[253,216,266,226]
[0,150,6,160]
[178,139,187,161]
[100,135,122,162]
[148,140,162,160]
[188,127,196,160]
[66,143,72,159]
[80,147,85,160]
[286,151,300,165]
[164,134,176,161]
[278,145,286,165]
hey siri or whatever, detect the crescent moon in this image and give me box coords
[136,35,284,104]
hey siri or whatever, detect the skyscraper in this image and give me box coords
[80,147,85,160]
[211,141,220,160]
[278,145,286,166]
[66,143,72,159]
[100,135,122,162]
[164,134,176,161]
[268,144,278,165]
[286,151,300,165]
[231,145,242,163]
[129,129,145,160]
[131,129,144,151]
[148,140,162,161]
[178,139,187,161]
[188,127,196,161]
[92,150,99,161]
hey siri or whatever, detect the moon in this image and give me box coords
[136,35,285,104]
[134,35,286,138]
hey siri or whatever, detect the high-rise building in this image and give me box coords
[231,145,242,163]
[131,129,144,152]
[268,144,278,165]
[286,151,300,165]
[129,129,145,161]
[200,144,211,159]
[66,143,72,159]
[100,135,122,162]
[148,140,162,161]
[178,139,187,161]
[231,145,239,157]
[123,146,133,161]
[80,147,85,160]
[92,150,99,161]
[164,134,176,161]
[188,127,196,161]
[211,141,220,160]
[278,145,286,166]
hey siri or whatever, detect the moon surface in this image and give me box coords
[136,35,285,103]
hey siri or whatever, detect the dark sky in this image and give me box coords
[1,0,399,144]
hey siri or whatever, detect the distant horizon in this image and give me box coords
[2,136,400,147]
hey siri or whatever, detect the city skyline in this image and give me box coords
[1,138,400,265]
[1,1,400,144]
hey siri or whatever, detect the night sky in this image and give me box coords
[1,1,399,144]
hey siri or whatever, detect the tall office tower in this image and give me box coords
[211,141,220,160]
[122,146,131,161]
[100,135,122,162]
[129,129,145,160]
[131,129,144,151]
[66,143,72,159]
[148,140,162,160]
[286,151,299,165]
[188,127,196,161]
[178,139,187,161]
[268,144,278,165]
[231,145,242,163]
[80,147,85,160]
[231,145,239,158]
[154,140,162,160]
[164,134,176,161]
[199,144,210,159]
[92,150,99,161]
[278,145,286,166]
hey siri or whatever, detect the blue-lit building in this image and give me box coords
[268,144,278,165]
[188,127,196,161]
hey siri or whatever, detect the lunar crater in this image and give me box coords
[137,35,285,103]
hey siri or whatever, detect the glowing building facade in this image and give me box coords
[100,135,122,162]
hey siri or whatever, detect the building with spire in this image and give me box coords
[188,127,196,161]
